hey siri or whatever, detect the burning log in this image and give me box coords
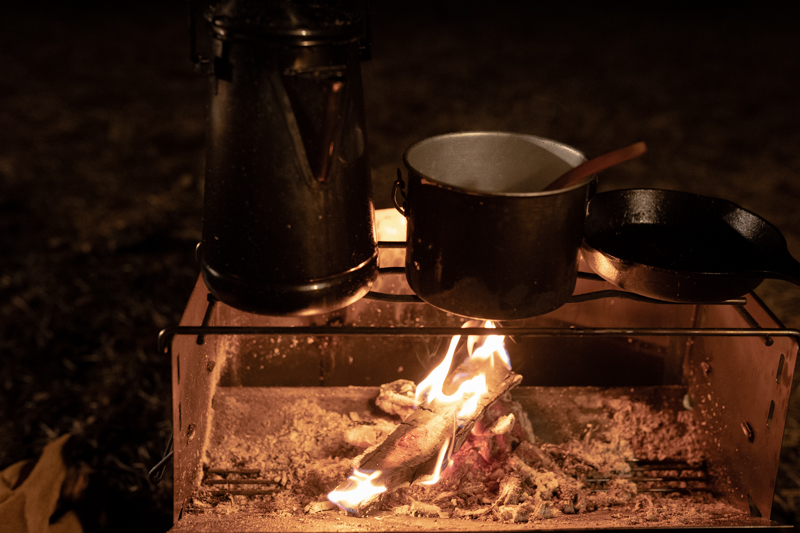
[329,323,523,515]
[330,373,522,515]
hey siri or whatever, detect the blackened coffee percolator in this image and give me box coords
[196,0,377,316]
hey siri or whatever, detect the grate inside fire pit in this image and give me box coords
[586,459,711,494]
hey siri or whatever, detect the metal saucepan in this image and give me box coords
[391,131,601,320]
[582,188,800,302]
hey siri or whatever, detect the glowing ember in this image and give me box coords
[328,469,387,513]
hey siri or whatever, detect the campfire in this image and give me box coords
[161,209,797,532]
[327,321,520,515]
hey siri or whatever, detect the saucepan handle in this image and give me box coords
[392,169,407,216]
[364,241,417,302]
[365,265,421,303]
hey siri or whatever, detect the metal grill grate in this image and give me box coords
[587,459,711,494]
[200,468,279,497]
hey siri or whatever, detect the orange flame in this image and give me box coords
[420,437,451,485]
[327,320,510,511]
[327,469,386,513]
[415,320,510,426]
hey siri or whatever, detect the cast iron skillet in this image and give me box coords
[582,189,800,303]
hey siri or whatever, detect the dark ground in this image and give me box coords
[1,1,799,531]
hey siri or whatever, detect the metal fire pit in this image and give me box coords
[162,212,797,532]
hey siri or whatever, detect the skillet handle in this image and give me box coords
[566,290,667,305]
[566,290,747,306]
[766,252,800,286]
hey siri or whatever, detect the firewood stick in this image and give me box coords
[331,370,523,515]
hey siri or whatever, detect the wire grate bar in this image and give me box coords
[159,325,800,354]
[588,476,709,483]
[203,479,278,486]
[204,490,279,496]
[206,468,260,475]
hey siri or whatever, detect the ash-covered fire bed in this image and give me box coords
[160,211,797,532]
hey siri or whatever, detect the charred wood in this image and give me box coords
[331,371,522,515]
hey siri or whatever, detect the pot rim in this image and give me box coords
[402,131,592,198]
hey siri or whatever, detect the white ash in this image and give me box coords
[393,500,444,518]
[201,398,397,516]
[304,500,337,514]
[489,413,515,435]
[495,473,524,505]
[374,379,417,419]
[198,386,712,526]
[343,418,398,449]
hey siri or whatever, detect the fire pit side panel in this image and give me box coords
[171,277,226,523]
[688,295,798,519]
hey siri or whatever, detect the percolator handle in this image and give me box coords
[392,169,407,216]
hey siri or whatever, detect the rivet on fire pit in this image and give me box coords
[741,421,754,443]
[700,361,712,375]
[186,423,196,445]
[682,393,694,411]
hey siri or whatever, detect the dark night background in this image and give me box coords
[1,1,799,531]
